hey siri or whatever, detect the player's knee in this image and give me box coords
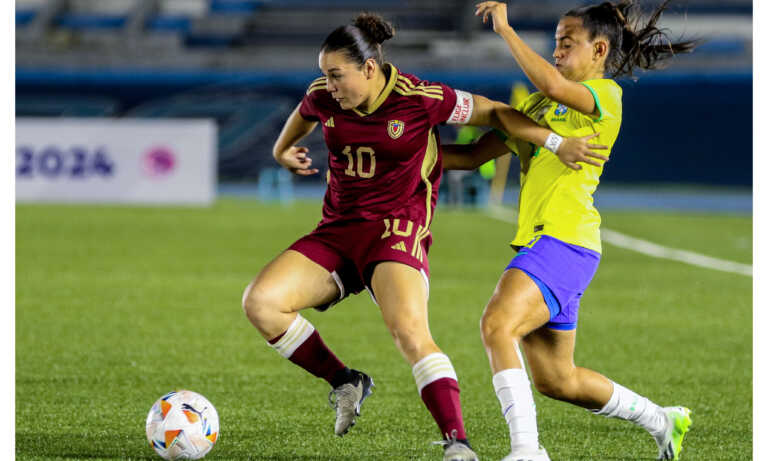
[241,281,283,327]
[480,299,525,345]
[388,321,434,360]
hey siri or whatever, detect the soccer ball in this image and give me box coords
[146,390,220,460]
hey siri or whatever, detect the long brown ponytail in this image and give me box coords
[565,0,698,78]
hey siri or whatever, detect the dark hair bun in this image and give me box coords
[354,13,395,44]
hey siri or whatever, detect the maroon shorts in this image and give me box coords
[288,218,432,310]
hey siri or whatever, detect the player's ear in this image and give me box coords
[593,39,608,60]
[363,58,377,79]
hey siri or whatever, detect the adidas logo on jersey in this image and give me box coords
[325,117,335,128]
[390,241,407,252]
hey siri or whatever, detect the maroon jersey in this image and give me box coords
[299,64,473,234]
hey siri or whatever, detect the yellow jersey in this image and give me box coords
[502,79,622,253]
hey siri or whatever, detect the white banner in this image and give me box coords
[15,118,217,205]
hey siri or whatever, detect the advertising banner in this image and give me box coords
[16,118,217,205]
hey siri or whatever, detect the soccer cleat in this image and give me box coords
[654,406,692,460]
[501,446,551,461]
[328,369,374,436]
[433,430,479,461]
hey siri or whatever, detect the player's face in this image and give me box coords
[553,16,605,81]
[319,50,372,111]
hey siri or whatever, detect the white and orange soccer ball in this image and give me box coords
[146,390,220,460]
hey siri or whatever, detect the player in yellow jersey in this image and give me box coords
[442,1,697,460]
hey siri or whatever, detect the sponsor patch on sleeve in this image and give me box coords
[447,90,474,125]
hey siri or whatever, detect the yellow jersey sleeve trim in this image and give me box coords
[580,82,604,122]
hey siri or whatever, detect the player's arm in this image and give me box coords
[442,130,510,170]
[468,94,608,170]
[475,1,599,117]
[272,103,320,176]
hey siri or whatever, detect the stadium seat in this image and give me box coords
[54,13,128,30]
[145,14,192,33]
[209,0,262,14]
[16,95,119,117]
[16,9,37,27]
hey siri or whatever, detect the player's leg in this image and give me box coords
[370,261,477,461]
[242,248,371,436]
[242,249,338,338]
[479,268,551,460]
[523,327,692,460]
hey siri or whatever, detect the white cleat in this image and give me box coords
[433,430,479,461]
[653,406,692,460]
[501,446,551,461]
[443,441,479,461]
[328,369,374,436]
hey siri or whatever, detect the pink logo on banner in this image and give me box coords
[142,147,176,178]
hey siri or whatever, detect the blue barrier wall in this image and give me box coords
[16,68,752,186]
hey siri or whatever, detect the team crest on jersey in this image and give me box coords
[387,120,405,139]
[554,104,568,116]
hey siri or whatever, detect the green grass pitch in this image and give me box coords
[16,199,752,460]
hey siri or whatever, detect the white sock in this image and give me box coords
[268,314,315,358]
[493,368,539,452]
[412,352,458,394]
[592,381,667,436]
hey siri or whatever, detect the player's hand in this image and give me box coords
[276,146,319,176]
[475,1,511,33]
[557,133,609,170]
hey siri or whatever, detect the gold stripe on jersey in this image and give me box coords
[394,82,443,96]
[306,77,327,94]
[306,85,327,95]
[395,78,444,97]
[421,130,438,228]
[397,82,443,96]
[396,76,442,92]
[393,85,444,101]
[396,84,443,95]
[352,63,400,117]
[410,130,439,262]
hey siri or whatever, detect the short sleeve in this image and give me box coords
[581,80,621,122]
[298,77,326,122]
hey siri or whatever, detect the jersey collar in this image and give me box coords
[352,63,399,117]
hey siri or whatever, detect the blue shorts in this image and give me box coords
[505,235,601,330]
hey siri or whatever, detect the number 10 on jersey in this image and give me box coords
[341,145,376,178]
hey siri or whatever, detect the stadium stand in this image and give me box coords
[15,0,752,185]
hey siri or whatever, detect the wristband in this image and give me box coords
[544,132,563,153]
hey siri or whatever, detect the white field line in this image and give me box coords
[486,206,753,277]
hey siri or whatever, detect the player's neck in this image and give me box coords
[359,68,388,112]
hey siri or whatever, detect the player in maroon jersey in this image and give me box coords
[241,12,606,461]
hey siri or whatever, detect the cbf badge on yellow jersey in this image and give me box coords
[387,120,405,139]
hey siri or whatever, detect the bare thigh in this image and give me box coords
[242,249,341,339]
[480,268,551,372]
